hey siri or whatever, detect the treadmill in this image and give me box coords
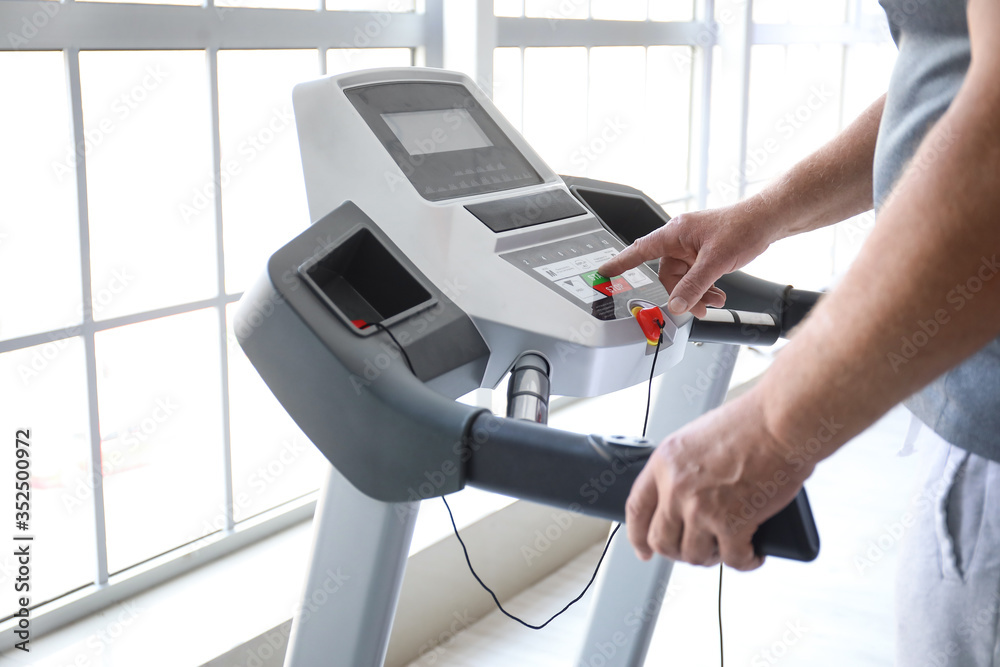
[235,67,821,667]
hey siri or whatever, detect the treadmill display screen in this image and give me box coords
[381,109,494,156]
[347,81,543,201]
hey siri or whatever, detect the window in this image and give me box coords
[0,0,428,634]
[494,0,895,291]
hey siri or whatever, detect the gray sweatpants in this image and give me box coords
[896,421,1000,666]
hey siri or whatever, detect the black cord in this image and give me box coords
[372,322,415,374]
[719,563,724,667]
[638,319,726,667]
[642,325,664,439]
[443,316,673,631]
[442,496,621,630]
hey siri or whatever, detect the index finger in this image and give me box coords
[598,234,660,278]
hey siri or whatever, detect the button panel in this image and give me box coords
[501,230,669,321]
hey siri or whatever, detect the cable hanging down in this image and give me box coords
[443,321,667,629]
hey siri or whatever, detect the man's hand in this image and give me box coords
[626,388,809,570]
[597,205,775,317]
[597,94,886,319]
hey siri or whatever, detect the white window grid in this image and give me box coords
[0,0,892,643]
[0,0,440,641]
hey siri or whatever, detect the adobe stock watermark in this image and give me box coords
[290,567,350,627]
[228,236,331,354]
[921,591,1000,667]
[520,507,581,566]
[714,84,834,202]
[842,124,960,245]
[680,345,739,404]
[887,255,1000,372]
[238,623,293,667]
[568,116,629,174]
[79,602,143,661]
[382,109,497,195]
[726,416,843,534]
[17,268,135,386]
[235,569,348,665]
[854,456,967,574]
[393,415,505,522]
[61,397,180,514]
[178,105,295,223]
[580,569,680,667]
[200,435,310,534]
[750,618,809,667]
[347,277,468,395]
[335,0,408,66]
[52,67,169,182]
[544,0,588,27]
[413,610,475,666]
[6,1,60,50]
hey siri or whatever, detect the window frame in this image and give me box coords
[0,0,440,643]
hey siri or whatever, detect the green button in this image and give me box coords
[581,270,610,287]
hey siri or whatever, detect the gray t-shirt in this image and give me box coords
[874,0,1000,462]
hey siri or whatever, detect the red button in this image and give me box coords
[635,306,665,345]
[593,276,632,297]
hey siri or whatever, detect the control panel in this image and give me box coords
[501,230,668,321]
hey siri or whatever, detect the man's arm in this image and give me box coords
[623,0,1000,570]
[598,94,885,316]
[758,0,1000,467]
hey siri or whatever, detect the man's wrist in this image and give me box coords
[733,191,801,246]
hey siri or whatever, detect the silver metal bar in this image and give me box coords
[497,17,712,48]
[207,47,236,533]
[0,3,426,51]
[695,0,715,209]
[574,342,739,667]
[283,465,417,667]
[65,46,110,588]
[735,0,754,200]
[506,352,550,424]
[0,294,243,355]
[421,0,445,68]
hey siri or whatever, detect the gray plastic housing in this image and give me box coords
[234,202,490,502]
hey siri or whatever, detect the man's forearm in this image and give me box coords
[746,94,885,243]
[755,60,1000,465]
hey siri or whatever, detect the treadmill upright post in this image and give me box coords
[574,342,739,667]
[283,464,417,667]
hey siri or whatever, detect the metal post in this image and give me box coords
[573,342,739,667]
[283,463,418,667]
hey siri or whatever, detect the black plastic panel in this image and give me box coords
[465,188,587,232]
[570,187,668,244]
[299,227,435,332]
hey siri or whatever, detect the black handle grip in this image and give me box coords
[712,274,823,339]
[464,413,820,562]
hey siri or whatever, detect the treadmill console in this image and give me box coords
[292,68,688,396]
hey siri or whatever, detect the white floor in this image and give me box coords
[405,405,920,667]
